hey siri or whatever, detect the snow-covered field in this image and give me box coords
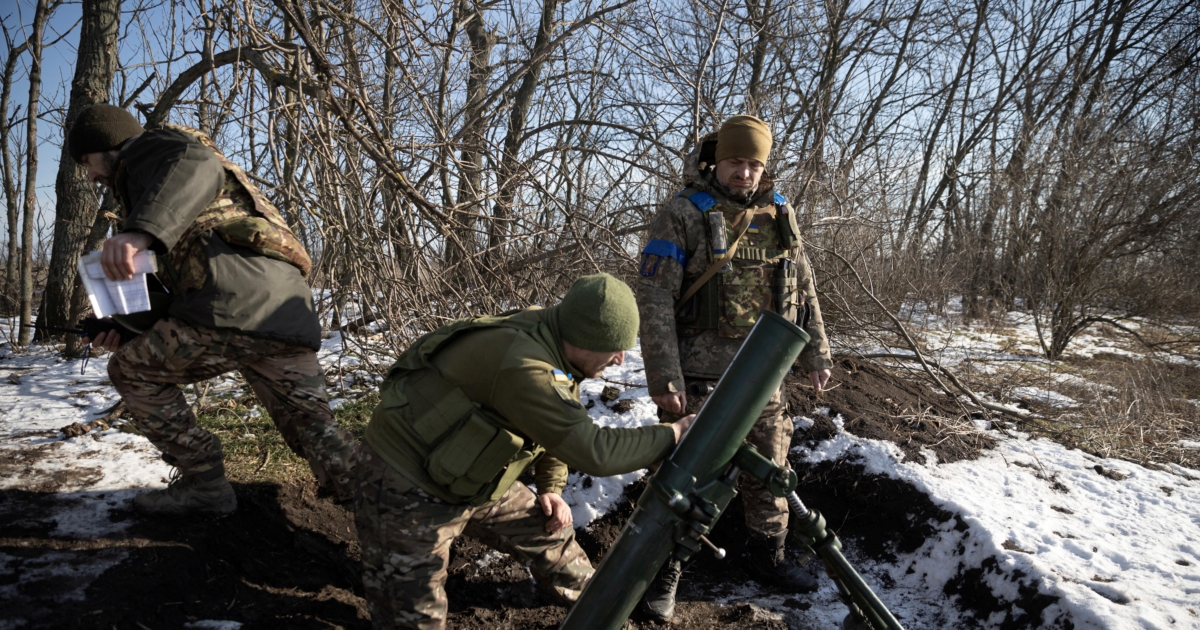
[2,302,1198,629]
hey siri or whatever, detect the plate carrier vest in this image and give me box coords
[672,188,804,337]
[369,313,550,505]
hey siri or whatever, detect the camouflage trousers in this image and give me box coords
[661,378,793,538]
[354,443,593,630]
[107,317,357,499]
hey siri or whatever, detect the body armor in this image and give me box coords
[674,188,803,338]
[368,312,550,505]
[115,124,312,294]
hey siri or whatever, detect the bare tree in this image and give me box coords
[16,0,52,348]
[0,23,30,318]
[37,0,121,347]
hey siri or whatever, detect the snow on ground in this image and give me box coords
[785,416,1200,629]
[562,345,662,528]
[3,302,1200,629]
[0,343,171,627]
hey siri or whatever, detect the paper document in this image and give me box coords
[77,250,158,319]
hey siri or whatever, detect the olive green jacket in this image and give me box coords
[365,307,676,501]
[114,128,321,349]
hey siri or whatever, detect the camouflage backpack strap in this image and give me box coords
[675,203,753,313]
[160,124,312,279]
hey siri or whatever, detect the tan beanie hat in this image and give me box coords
[714,115,772,164]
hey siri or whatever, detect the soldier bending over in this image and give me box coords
[355,274,694,630]
[635,115,835,620]
[68,104,357,515]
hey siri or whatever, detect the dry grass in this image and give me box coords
[975,354,1200,469]
[191,382,378,486]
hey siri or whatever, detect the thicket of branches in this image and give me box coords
[2,0,1197,360]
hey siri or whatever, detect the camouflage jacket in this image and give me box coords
[636,132,833,396]
[114,127,322,349]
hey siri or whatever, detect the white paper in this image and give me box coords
[76,251,158,319]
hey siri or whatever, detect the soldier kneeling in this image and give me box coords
[355,274,693,630]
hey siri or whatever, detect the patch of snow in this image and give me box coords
[792,423,1200,630]
[562,345,660,528]
[0,346,172,626]
[1011,386,1079,408]
[183,621,243,629]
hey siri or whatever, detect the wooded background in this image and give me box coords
[2,0,1198,360]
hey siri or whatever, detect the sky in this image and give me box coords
[3,0,193,243]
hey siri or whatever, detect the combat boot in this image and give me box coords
[638,557,683,622]
[133,468,237,516]
[742,531,818,592]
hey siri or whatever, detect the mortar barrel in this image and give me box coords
[560,310,809,630]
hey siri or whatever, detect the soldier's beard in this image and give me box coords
[710,176,756,204]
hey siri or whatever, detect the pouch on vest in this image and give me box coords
[675,189,800,338]
[400,367,534,505]
[774,192,800,249]
[426,411,525,500]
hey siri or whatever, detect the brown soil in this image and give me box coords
[2,357,1039,629]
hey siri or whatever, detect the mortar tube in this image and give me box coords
[560,310,810,630]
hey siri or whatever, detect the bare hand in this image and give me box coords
[809,369,832,393]
[652,391,687,415]
[537,493,573,533]
[671,413,696,444]
[101,232,154,281]
[86,328,122,353]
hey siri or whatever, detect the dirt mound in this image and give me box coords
[2,356,1033,629]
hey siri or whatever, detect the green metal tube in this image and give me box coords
[560,310,809,630]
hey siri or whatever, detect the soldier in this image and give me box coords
[68,104,357,515]
[635,115,834,620]
[355,273,694,630]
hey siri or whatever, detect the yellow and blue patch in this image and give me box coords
[550,369,581,408]
[551,369,573,383]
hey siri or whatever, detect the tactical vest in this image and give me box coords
[115,125,312,294]
[675,188,803,338]
[367,312,552,506]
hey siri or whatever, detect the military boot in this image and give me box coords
[133,467,237,516]
[742,531,818,592]
[638,557,683,622]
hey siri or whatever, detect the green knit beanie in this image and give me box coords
[558,273,639,352]
[68,104,144,164]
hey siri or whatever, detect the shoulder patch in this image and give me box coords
[551,368,573,383]
[549,369,582,409]
[640,254,661,277]
[773,191,787,205]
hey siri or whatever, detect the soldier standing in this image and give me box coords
[635,115,834,620]
[355,274,694,630]
[68,104,357,515]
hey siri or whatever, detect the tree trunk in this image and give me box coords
[1,36,30,316]
[744,0,773,116]
[37,0,120,344]
[17,0,51,348]
[488,0,559,264]
[447,0,495,279]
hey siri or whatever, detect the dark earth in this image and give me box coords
[2,357,1047,629]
